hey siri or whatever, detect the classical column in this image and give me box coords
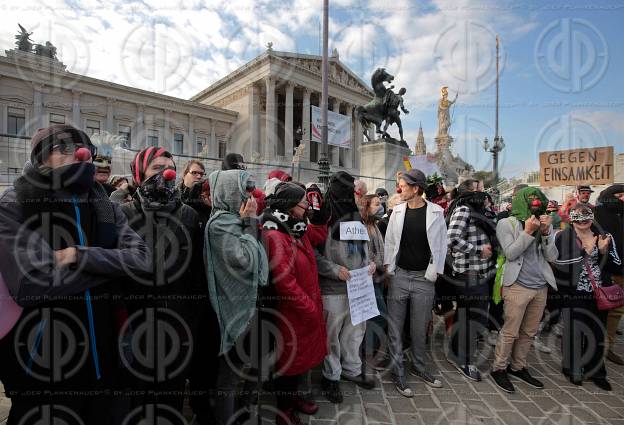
[301,87,311,162]
[164,110,171,150]
[210,119,217,157]
[71,90,81,128]
[187,114,195,155]
[106,98,115,133]
[347,104,355,169]
[249,84,260,159]
[330,99,342,165]
[265,77,276,159]
[33,84,44,133]
[136,104,145,148]
[0,103,6,134]
[285,82,294,160]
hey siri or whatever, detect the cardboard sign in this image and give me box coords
[339,221,369,241]
[539,147,614,187]
[346,266,380,326]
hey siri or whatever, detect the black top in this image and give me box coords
[397,204,431,271]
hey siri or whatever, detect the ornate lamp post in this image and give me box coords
[482,135,505,187]
[483,35,505,200]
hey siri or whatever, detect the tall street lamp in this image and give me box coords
[483,34,504,198]
[318,0,330,188]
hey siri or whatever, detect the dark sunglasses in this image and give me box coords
[51,142,97,156]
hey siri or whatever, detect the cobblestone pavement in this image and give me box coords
[2,316,624,424]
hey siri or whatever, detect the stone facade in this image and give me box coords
[0,49,237,188]
[191,49,374,184]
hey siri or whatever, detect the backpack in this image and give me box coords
[492,217,518,304]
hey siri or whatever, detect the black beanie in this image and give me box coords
[266,182,306,212]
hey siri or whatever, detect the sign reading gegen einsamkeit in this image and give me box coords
[539,147,614,187]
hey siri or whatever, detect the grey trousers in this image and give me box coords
[387,267,435,377]
[322,294,366,381]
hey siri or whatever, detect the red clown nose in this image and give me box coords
[74,147,92,162]
[163,169,177,181]
[531,200,542,208]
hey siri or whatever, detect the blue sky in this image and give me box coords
[1,0,622,178]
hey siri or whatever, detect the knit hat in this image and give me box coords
[266,182,306,212]
[130,147,174,185]
[30,125,94,167]
[400,169,427,190]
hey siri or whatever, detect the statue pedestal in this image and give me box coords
[359,139,411,192]
[435,135,453,152]
[4,49,67,73]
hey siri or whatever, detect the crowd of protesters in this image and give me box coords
[0,124,622,425]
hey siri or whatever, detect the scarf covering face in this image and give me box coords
[597,184,624,212]
[511,187,549,222]
[262,182,308,238]
[204,169,268,354]
[137,169,178,211]
[130,147,173,186]
[449,190,498,248]
[324,171,363,240]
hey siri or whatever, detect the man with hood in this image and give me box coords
[490,187,558,394]
[221,152,246,170]
[316,172,376,403]
[0,125,149,424]
[118,147,207,418]
[594,184,624,365]
[203,168,269,425]
[446,179,497,382]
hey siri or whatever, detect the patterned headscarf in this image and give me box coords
[130,147,174,186]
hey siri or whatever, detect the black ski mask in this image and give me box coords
[138,169,177,210]
[40,161,96,193]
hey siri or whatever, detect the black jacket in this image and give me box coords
[0,182,149,395]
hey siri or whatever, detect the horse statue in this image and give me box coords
[356,68,402,142]
[34,41,58,60]
[15,24,33,52]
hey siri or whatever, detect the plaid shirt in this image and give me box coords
[447,205,495,275]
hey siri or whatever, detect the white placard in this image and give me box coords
[346,266,380,326]
[311,105,352,148]
[340,221,369,241]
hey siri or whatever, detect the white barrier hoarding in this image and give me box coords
[311,105,352,148]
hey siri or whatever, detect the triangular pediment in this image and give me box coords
[272,52,373,96]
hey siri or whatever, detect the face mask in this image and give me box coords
[373,204,385,218]
[44,161,95,193]
[139,168,176,208]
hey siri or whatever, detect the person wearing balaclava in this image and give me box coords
[118,147,208,418]
[0,125,149,424]
[221,152,246,170]
[203,169,268,425]
[261,182,329,425]
[315,171,376,404]
[490,187,558,394]
[594,184,624,366]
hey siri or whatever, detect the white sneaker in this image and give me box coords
[533,337,552,354]
[487,330,498,347]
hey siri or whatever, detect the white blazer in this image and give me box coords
[383,200,448,281]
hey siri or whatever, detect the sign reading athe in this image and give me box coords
[539,147,614,187]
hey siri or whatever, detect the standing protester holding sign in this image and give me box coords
[316,171,376,404]
[0,125,149,424]
[490,187,558,394]
[383,169,448,397]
